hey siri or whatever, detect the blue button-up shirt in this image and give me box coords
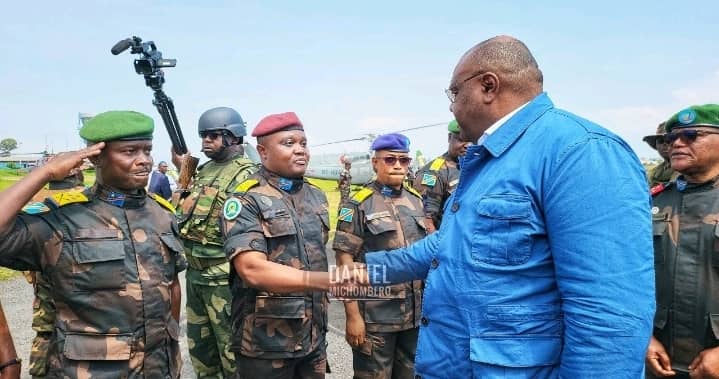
[365,93,655,378]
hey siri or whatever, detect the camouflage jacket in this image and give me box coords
[333,180,426,332]
[412,152,460,229]
[177,154,257,253]
[652,176,719,371]
[0,184,187,379]
[222,168,330,359]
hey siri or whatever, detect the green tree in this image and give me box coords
[0,138,18,155]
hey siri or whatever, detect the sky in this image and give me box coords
[1,0,717,165]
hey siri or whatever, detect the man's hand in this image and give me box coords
[170,147,187,171]
[345,314,366,348]
[646,336,676,377]
[43,143,104,181]
[689,346,719,378]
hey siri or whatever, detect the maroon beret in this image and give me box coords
[251,112,304,137]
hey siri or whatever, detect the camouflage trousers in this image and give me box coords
[29,332,51,378]
[352,328,418,379]
[187,278,236,378]
[233,345,327,379]
[28,272,55,378]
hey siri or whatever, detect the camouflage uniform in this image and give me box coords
[338,166,352,206]
[24,180,86,378]
[412,152,460,229]
[650,176,719,377]
[333,181,426,379]
[176,154,257,378]
[648,160,676,188]
[0,184,187,379]
[222,168,330,378]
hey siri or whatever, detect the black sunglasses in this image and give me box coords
[375,156,412,166]
[199,131,227,139]
[665,129,719,144]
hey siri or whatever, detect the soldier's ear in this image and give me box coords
[256,144,267,161]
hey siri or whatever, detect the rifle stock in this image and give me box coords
[178,154,199,190]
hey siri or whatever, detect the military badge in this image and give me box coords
[338,207,354,222]
[260,195,273,207]
[651,206,659,215]
[421,173,438,187]
[223,197,242,220]
[678,108,697,125]
[21,201,50,215]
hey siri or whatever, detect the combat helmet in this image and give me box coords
[198,107,246,138]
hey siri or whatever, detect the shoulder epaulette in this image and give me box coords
[351,187,374,204]
[651,182,671,197]
[429,157,446,171]
[234,179,259,193]
[404,183,422,198]
[21,201,51,215]
[47,191,89,208]
[150,193,176,213]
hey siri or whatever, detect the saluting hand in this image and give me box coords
[43,143,104,181]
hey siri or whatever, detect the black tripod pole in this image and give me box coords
[152,89,188,155]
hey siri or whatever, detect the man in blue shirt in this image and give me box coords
[361,35,655,378]
[148,160,172,200]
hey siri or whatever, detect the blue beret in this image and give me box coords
[371,133,410,152]
[79,111,154,142]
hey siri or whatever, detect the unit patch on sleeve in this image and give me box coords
[421,173,438,187]
[338,207,354,222]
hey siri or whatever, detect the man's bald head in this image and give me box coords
[461,35,543,96]
[449,36,544,142]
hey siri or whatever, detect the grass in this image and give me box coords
[307,178,341,232]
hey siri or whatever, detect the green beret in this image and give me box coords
[79,111,154,142]
[448,119,460,133]
[665,104,719,132]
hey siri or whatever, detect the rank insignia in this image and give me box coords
[338,207,354,222]
[223,197,243,220]
[421,173,437,187]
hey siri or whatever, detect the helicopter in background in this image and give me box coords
[304,122,448,185]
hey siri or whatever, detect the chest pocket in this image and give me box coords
[365,213,397,235]
[652,212,669,265]
[472,195,533,266]
[261,208,298,238]
[72,228,126,291]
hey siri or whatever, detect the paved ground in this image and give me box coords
[0,254,354,378]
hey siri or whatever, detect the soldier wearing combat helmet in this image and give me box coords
[0,110,187,378]
[172,106,258,378]
[221,112,332,378]
[333,133,427,378]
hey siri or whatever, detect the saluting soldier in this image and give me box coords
[172,107,258,378]
[0,111,187,378]
[221,112,331,378]
[412,120,470,233]
[646,104,719,378]
[333,133,426,379]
